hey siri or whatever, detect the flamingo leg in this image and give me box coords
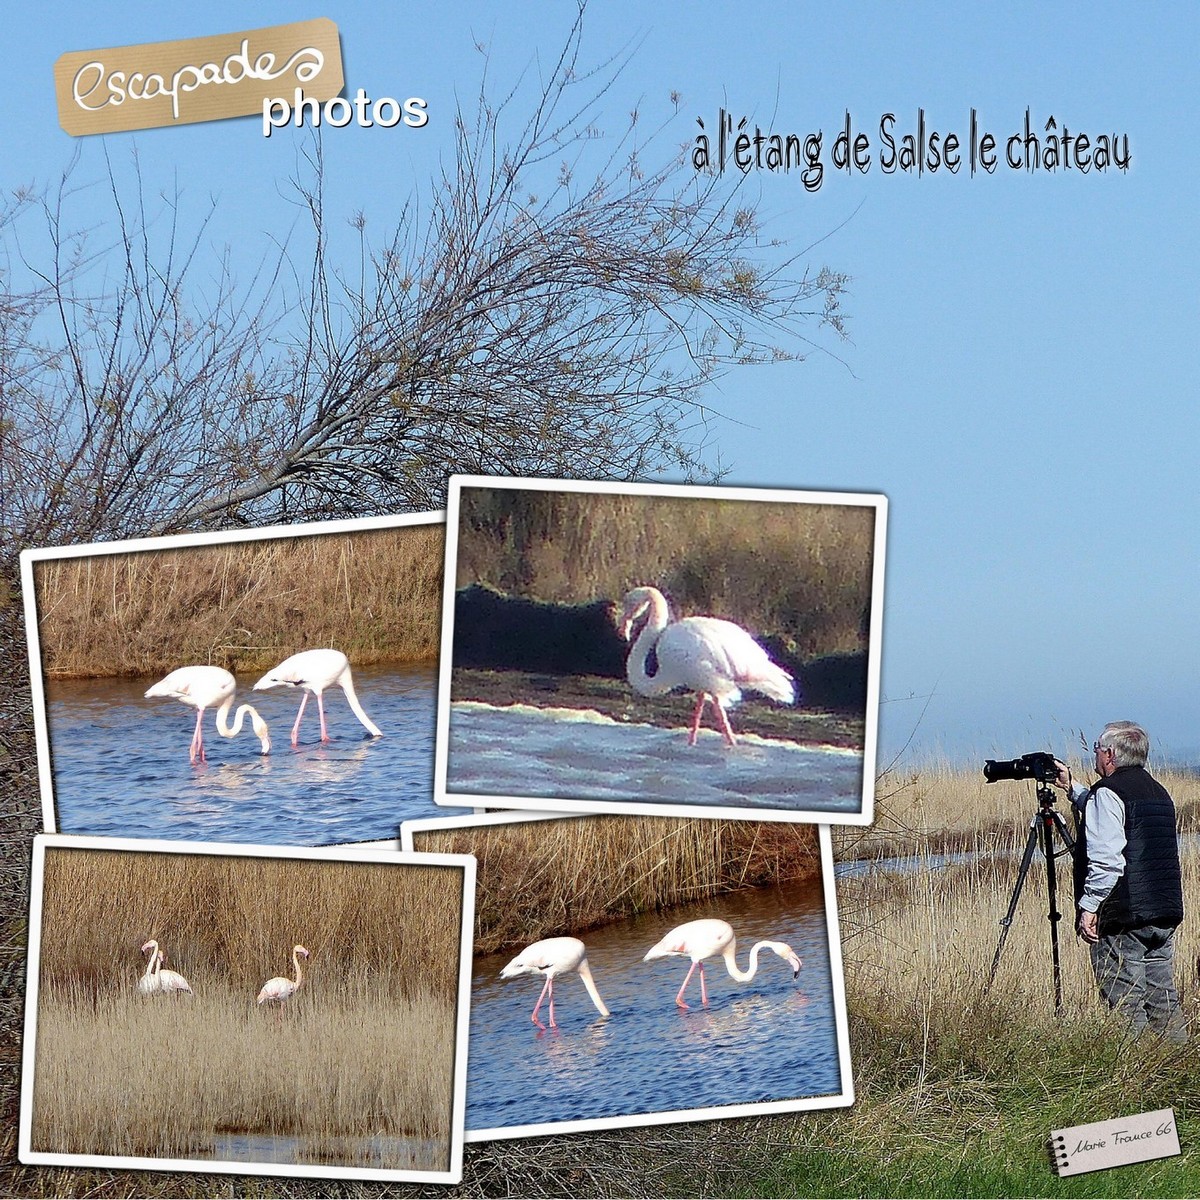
[290,693,309,746]
[713,701,738,747]
[675,961,699,1008]
[190,709,206,764]
[699,962,710,1005]
[318,694,330,742]
[688,695,709,746]
[530,976,553,1026]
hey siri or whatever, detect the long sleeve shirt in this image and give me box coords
[1069,780,1126,914]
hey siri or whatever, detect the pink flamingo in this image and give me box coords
[138,939,193,995]
[257,944,310,1015]
[642,918,801,1008]
[500,936,610,1027]
[144,665,271,764]
[253,649,382,745]
[619,586,795,746]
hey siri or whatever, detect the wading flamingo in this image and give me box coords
[139,940,193,995]
[618,586,795,747]
[253,649,382,745]
[500,936,610,1027]
[144,665,271,764]
[257,944,310,1015]
[642,918,801,1008]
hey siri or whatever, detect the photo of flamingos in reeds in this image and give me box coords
[436,476,886,824]
[20,836,474,1183]
[403,810,851,1139]
[21,513,470,847]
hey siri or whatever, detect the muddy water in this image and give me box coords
[467,878,845,1135]
[45,665,468,846]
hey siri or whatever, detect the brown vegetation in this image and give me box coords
[410,815,822,955]
[28,847,464,1169]
[31,523,444,679]
[454,487,877,660]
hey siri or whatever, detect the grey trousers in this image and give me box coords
[1090,923,1187,1041]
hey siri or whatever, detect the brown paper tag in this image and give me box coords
[54,18,344,135]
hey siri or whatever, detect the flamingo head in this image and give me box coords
[295,945,310,959]
[618,588,654,642]
[251,709,271,755]
[140,939,158,956]
[781,947,803,978]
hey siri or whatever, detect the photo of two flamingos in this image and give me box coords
[435,476,886,824]
[19,836,474,1183]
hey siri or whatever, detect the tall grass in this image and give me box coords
[29,848,464,1168]
[455,488,877,657]
[761,762,1200,1197]
[32,523,444,678]
[411,816,821,954]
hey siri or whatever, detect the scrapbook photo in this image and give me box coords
[435,476,885,825]
[20,513,470,846]
[401,809,852,1140]
[19,835,475,1183]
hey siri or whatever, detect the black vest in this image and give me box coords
[1073,765,1184,933]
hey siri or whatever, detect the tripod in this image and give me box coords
[986,781,1076,1011]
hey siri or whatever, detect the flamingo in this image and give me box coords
[618,586,795,747]
[500,936,610,1027]
[642,918,802,1008]
[144,665,271,764]
[257,944,310,1014]
[253,649,382,745]
[139,940,193,995]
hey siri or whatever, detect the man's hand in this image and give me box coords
[1053,758,1071,792]
[1077,910,1099,943]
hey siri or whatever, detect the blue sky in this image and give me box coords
[12,4,1200,765]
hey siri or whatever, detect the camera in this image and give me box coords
[982,751,1059,784]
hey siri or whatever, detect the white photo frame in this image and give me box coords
[401,809,854,1141]
[20,834,475,1183]
[19,511,468,845]
[435,475,886,825]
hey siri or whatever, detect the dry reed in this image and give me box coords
[411,815,822,954]
[455,488,876,657]
[32,523,444,679]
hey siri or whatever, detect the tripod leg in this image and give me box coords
[986,816,1042,990]
[1041,811,1065,1012]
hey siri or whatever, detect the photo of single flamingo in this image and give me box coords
[642,917,802,1008]
[144,666,271,764]
[138,939,194,995]
[439,478,883,823]
[620,585,796,746]
[499,936,610,1027]
[254,649,383,745]
[257,944,310,1013]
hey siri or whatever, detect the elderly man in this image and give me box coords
[1054,721,1186,1040]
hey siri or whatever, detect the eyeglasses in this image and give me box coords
[1093,742,1112,754]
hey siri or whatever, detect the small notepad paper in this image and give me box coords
[1049,1107,1180,1176]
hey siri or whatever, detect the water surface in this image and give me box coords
[446,701,865,815]
[46,665,467,846]
[467,879,845,1136]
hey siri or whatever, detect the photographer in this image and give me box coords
[1053,721,1186,1040]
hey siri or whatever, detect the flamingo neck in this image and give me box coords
[721,940,792,983]
[340,674,383,737]
[214,697,271,753]
[292,950,304,988]
[626,593,672,697]
[577,959,611,1017]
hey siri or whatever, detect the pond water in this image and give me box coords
[45,665,469,846]
[212,1131,446,1173]
[444,701,865,816]
[466,879,846,1137]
